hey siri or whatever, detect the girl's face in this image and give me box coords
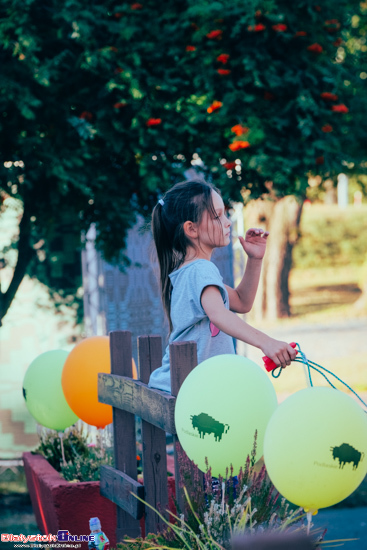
[198,190,232,250]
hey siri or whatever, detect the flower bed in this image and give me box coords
[23,452,117,549]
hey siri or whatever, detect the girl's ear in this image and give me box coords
[183,220,198,239]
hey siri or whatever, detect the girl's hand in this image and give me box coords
[260,337,298,368]
[238,228,269,260]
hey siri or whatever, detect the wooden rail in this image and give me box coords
[98,331,196,538]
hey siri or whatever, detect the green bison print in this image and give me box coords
[330,443,365,470]
[190,412,230,442]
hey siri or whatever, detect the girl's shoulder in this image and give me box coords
[170,259,217,278]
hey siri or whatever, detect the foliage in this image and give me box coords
[34,425,113,481]
[1,0,367,321]
[292,204,367,268]
[34,425,90,472]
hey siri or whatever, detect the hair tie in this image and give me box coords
[158,199,164,206]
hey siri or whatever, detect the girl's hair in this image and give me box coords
[151,179,222,334]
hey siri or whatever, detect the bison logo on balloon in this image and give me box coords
[191,413,230,442]
[330,443,364,470]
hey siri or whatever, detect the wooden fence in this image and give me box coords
[98,330,313,550]
[98,330,197,539]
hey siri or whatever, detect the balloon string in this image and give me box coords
[271,343,367,411]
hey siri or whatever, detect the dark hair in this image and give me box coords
[151,179,222,334]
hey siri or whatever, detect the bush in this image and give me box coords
[293,205,367,269]
[33,425,113,482]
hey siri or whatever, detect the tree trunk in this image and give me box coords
[0,203,34,326]
[244,196,303,322]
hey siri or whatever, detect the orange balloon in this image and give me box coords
[62,336,112,428]
[132,358,138,380]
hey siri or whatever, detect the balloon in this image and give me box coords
[132,357,138,380]
[263,387,367,513]
[23,350,79,431]
[62,336,113,429]
[174,354,278,477]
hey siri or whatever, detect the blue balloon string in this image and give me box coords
[271,342,367,411]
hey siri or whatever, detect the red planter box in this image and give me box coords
[23,452,177,547]
[23,452,117,549]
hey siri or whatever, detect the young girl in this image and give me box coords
[148,180,297,393]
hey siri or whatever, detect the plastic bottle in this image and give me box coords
[88,517,110,550]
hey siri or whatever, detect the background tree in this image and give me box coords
[0,0,366,324]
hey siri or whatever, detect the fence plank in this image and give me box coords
[100,465,145,520]
[109,331,141,540]
[98,374,176,434]
[138,335,169,535]
[170,341,198,513]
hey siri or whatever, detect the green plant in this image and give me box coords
[34,425,114,482]
[34,426,90,472]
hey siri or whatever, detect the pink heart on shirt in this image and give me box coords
[210,322,220,337]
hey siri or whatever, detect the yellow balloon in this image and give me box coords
[264,387,367,512]
[175,354,278,477]
[62,337,112,428]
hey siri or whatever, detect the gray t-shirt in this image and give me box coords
[148,259,235,393]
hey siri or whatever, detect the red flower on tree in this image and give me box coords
[130,3,143,9]
[186,45,196,51]
[322,124,333,132]
[113,102,127,109]
[333,38,343,47]
[217,69,231,75]
[190,22,199,30]
[206,30,223,39]
[272,24,287,32]
[294,31,307,37]
[217,54,229,64]
[231,124,249,136]
[224,162,236,170]
[248,24,266,31]
[307,43,323,54]
[207,101,223,113]
[114,12,123,19]
[314,5,321,12]
[316,156,324,164]
[229,141,250,151]
[146,118,162,126]
[114,67,124,74]
[331,104,349,113]
[79,111,93,121]
[320,92,338,101]
[324,19,340,33]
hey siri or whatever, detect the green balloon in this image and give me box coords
[23,350,79,431]
[264,387,367,512]
[174,354,278,477]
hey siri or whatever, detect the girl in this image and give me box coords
[148,180,297,393]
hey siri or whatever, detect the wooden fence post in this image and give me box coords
[138,335,169,534]
[109,330,141,540]
[170,341,198,512]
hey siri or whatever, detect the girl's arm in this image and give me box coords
[225,228,269,314]
[201,285,297,367]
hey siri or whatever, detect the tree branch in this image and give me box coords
[0,203,34,326]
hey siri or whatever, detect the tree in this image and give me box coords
[0,0,366,324]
